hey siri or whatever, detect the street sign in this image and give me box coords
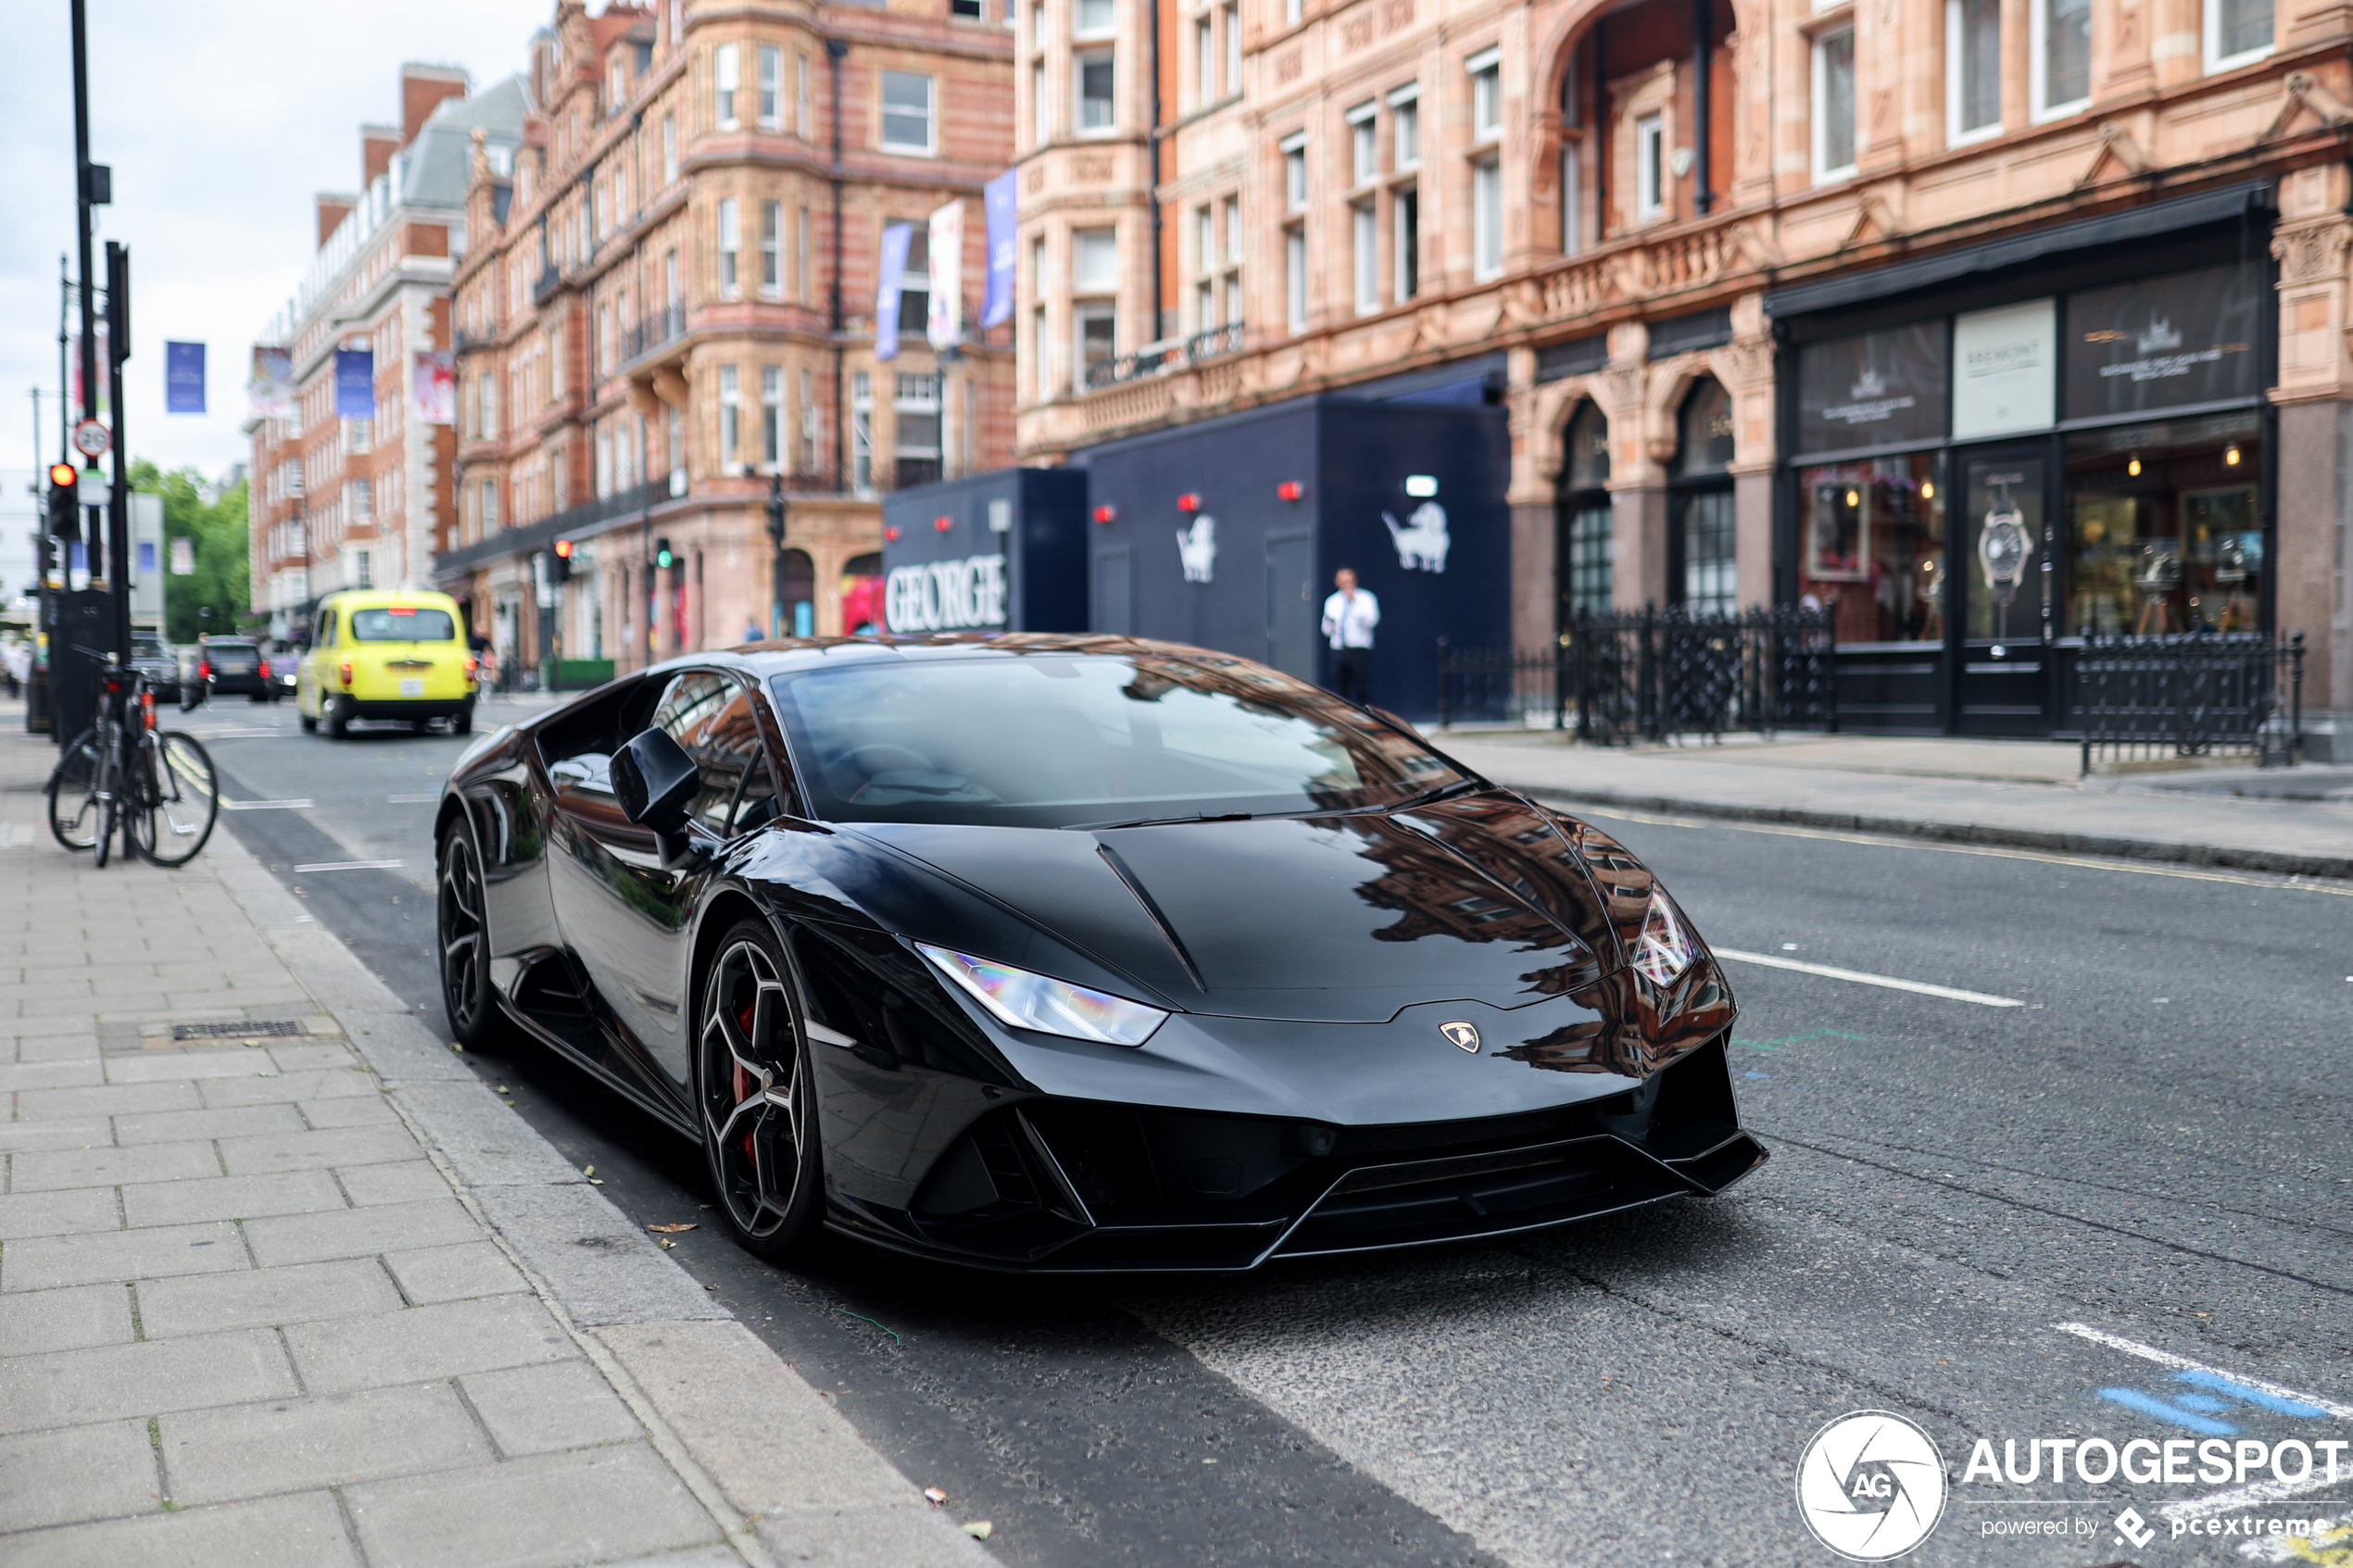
[71,418,110,459]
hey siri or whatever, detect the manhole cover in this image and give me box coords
[171,1020,306,1041]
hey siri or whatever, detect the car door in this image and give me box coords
[547,670,752,1091]
[298,607,334,716]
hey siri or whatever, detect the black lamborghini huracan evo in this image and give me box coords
[434,633,1765,1272]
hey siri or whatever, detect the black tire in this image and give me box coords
[452,700,474,735]
[128,732,219,867]
[249,693,267,704]
[409,718,432,734]
[326,695,350,739]
[697,920,824,1260]
[45,730,102,852]
[299,704,318,733]
[437,823,502,1049]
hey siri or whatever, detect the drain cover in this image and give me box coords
[170,1020,306,1041]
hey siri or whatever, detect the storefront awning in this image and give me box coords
[1765,181,2273,320]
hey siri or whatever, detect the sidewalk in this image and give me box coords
[0,710,992,1568]
[1436,729,2353,880]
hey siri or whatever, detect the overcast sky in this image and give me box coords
[0,0,560,488]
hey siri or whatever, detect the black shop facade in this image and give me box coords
[1766,182,2277,735]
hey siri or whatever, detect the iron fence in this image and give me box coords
[2072,630,2304,773]
[1436,606,1838,743]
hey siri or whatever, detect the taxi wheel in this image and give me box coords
[326,696,351,739]
[452,702,473,735]
[299,713,317,734]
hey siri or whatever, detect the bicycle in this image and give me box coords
[46,649,220,868]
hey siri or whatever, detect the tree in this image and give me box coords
[131,460,249,644]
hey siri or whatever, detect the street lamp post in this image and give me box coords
[761,468,787,638]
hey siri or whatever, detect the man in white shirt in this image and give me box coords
[1319,567,1378,706]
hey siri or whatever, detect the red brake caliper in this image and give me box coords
[733,1001,758,1165]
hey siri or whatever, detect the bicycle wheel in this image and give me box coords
[129,732,220,867]
[45,729,102,852]
[91,734,114,869]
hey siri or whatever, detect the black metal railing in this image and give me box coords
[1437,605,1839,743]
[1081,322,1248,391]
[2072,630,2304,773]
[623,305,687,362]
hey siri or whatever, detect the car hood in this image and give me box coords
[844,793,1617,1023]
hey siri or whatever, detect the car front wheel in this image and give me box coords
[697,920,824,1260]
[437,825,501,1049]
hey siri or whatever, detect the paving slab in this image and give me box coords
[459,1359,648,1458]
[283,1294,576,1394]
[198,1069,376,1108]
[0,1186,120,1241]
[2,1219,245,1292]
[241,1196,479,1268]
[296,1094,397,1129]
[0,1488,360,1568]
[333,1160,452,1207]
[0,1115,114,1151]
[134,1257,403,1337]
[0,1327,298,1429]
[113,1102,307,1144]
[157,1384,494,1506]
[0,1421,160,1532]
[103,1049,282,1084]
[381,1239,529,1304]
[8,1139,221,1193]
[218,1123,422,1174]
[0,1281,135,1356]
[340,1444,721,1568]
[120,1168,346,1229]
[472,1184,731,1327]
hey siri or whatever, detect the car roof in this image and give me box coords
[321,589,464,611]
[651,633,1243,683]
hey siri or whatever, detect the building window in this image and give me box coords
[881,70,937,153]
[1390,84,1419,167]
[1348,102,1378,185]
[2208,0,2272,67]
[1032,303,1051,395]
[2034,0,2091,116]
[894,371,942,488]
[1813,28,1856,179]
[662,113,677,183]
[758,44,782,128]
[761,201,783,297]
[1194,17,1214,107]
[1393,185,1419,302]
[797,53,812,136]
[954,0,984,15]
[1077,50,1116,132]
[349,477,373,520]
[1468,47,1502,140]
[761,365,783,465]
[796,207,813,302]
[719,364,741,461]
[715,43,740,130]
[897,223,933,335]
[1223,3,1239,93]
[1948,0,2001,142]
[1031,58,1049,143]
[1559,401,1614,623]
[1352,203,1378,314]
[799,368,818,471]
[481,478,499,531]
[1076,0,1114,32]
[1285,224,1307,331]
[1472,156,1502,277]
[1285,0,1302,25]
[1074,226,1118,292]
[1282,132,1307,210]
[1635,112,1666,220]
[1076,302,1117,388]
[354,548,373,589]
[1671,379,1737,617]
[851,370,874,493]
[717,197,741,296]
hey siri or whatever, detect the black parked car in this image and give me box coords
[130,635,181,704]
[199,636,277,701]
[434,635,1763,1273]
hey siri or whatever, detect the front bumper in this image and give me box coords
[828,1035,1764,1272]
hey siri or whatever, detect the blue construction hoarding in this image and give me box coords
[878,468,1089,633]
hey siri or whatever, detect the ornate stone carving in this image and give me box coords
[1343,12,1375,49]
[1276,49,1303,83]
[2271,219,2353,284]
[1381,0,1414,31]
[1070,155,1114,182]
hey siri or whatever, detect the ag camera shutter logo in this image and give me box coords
[1795,1411,1948,1561]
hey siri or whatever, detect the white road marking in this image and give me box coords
[2055,1322,2353,1524]
[222,798,314,811]
[197,727,291,739]
[385,792,440,804]
[1577,804,2353,897]
[293,859,404,873]
[1712,947,2024,1007]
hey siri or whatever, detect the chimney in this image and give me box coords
[316,192,359,249]
[400,63,470,145]
[361,124,402,187]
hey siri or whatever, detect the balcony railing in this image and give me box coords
[1081,321,1246,391]
[532,267,561,305]
[623,305,687,363]
[431,476,678,578]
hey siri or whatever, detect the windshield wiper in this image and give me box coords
[1077,809,1257,832]
[1351,778,1485,815]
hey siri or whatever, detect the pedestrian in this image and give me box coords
[745,617,765,643]
[1320,566,1378,706]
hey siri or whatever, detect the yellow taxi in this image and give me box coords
[296,589,479,738]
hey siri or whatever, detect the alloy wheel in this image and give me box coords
[698,935,808,1243]
[438,832,489,1039]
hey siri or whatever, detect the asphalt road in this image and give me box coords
[182,695,2353,1568]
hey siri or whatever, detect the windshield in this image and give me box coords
[132,637,169,659]
[765,650,1470,828]
[350,608,458,642]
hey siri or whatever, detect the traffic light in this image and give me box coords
[548,538,573,585]
[46,462,80,542]
[654,536,673,571]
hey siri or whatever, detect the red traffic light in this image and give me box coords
[48,462,77,488]
[553,538,574,558]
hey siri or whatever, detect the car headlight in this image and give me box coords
[917,944,1167,1047]
[1629,889,1697,985]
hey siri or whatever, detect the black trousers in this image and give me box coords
[1332,646,1373,706]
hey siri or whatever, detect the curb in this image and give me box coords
[1507,783,2353,883]
[197,826,995,1568]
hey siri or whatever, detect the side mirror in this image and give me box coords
[611,727,698,834]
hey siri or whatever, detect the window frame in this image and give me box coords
[879,69,938,155]
[761,200,784,298]
[2205,0,2274,70]
[2030,0,2092,121]
[1389,83,1420,169]
[1076,47,1117,134]
[1467,45,1502,144]
[1280,130,1309,212]
[1352,200,1379,315]
[1945,0,2003,146]
[717,196,742,297]
[1471,155,1503,279]
[1811,26,1858,182]
[1347,100,1378,187]
[714,42,741,131]
[758,44,783,130]
[1635,111,1667,220]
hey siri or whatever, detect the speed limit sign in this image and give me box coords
[71,419,110,460]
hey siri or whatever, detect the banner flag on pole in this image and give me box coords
[981,169,1017,329]
[875,222,913,362]
[248,347,294,419]
[333,347,376,419]
[926,200,965,353]
[165,342,207,414]
[414,350,455,425]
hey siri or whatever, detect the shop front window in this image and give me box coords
[1798,455,1944,643]
[2064,413,2262,636]
[1558,401,1614,624]
[1961,453,2045,643]
[1672,379,1737,617]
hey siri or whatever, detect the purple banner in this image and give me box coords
[875,223,913,362]
[333,347,376,419]
[981,169,1017,329]
[165,341,206,414]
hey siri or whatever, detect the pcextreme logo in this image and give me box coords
[1795,1411,1950,1561]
